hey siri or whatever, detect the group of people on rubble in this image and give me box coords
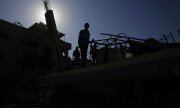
[72,23,97,68]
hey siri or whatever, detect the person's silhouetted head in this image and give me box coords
[84,23,89,30]
[92,38,94,42]
[76,46,78,50]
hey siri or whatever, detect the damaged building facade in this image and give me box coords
[0,19,71,79]
[0,0,72,80]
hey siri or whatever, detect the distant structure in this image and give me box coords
[89,33,180,64]
[0,0,71,79]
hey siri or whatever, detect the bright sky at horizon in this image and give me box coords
[0,0,180,57]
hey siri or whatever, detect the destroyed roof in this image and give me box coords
[28,22,47,32]
[29,22,66,38]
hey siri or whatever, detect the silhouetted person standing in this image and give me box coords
[90,41,97,65]
[78,23,90,67]
[73,46,81,66]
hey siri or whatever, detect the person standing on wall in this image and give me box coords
[78,23,90,67]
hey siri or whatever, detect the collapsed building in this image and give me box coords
[0,0,180,107]
[0,0,71,80]
[36,35,180,108]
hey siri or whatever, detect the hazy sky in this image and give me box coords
[0,0,180,57]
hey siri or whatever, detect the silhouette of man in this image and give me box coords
[78,23,90,67]
[90,39,97,65]
[73,46,81,66]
